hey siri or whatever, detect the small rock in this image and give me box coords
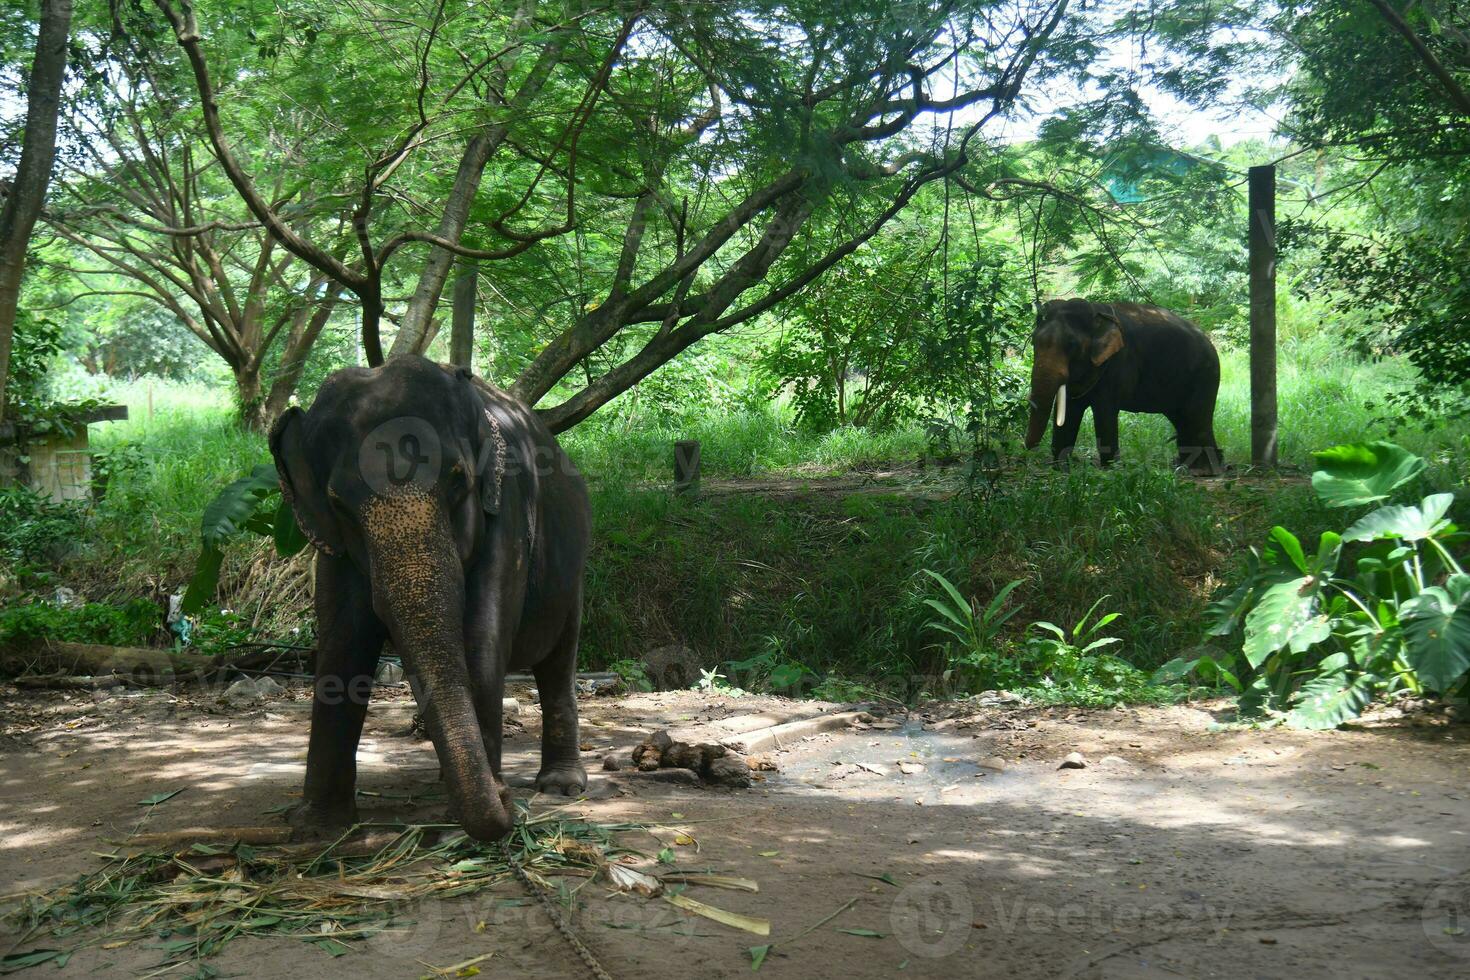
[602,753,626,771]
[1098,755,1130,768]
[897,761,926,775]
[1058,752,1087,770]
[222,677,265,705]
[978,756,1006,773]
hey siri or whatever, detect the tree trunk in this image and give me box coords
[261,293,340,427]
[235,365,266,431]
[0,0,73,422]
[388,131,498,358]
[449,258,475,369]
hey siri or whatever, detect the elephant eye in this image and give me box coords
[449,460,472,500]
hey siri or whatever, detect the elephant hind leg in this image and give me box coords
[1173,411,1224,475]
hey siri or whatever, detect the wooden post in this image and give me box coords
[1248,164,1277,467]
[674,440,701,496]
[450,258,475,370]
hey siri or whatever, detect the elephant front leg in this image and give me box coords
[532,615,587,796]
[1095,408,1120,466]
[1050,402,1085,469]
[294,556,385,837]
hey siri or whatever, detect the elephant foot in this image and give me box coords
[286,799,358,841]
[535,764,588,797]
[444,780,517,828]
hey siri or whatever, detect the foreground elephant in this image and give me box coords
[270,355,590,841]
[1022,298,1223,474]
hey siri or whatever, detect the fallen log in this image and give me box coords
[0,640,313,687]
[13,674,125,691]
[0,640,215,684]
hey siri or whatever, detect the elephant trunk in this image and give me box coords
[362,491,511,842]
[1024,363,1067,450]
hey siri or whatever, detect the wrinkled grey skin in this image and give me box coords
[270,356,590,841]
[1023,298,1223,475]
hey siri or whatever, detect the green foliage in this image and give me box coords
[5,309,64,419]
[0,599,160,646]
[922,571,1025,690]
[1310,441,1428,508]
[759,235,1030,432]
[1026,596,1131,689]
[606,659,654,693]
[1166,441,1469,728]
[726,646,817,693]
[182,466,304,614]
[0,486,84,574]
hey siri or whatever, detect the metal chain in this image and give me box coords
[497,837,613,980]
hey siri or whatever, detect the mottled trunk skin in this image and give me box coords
[362,490,511,841]
[1024,356,1067,450]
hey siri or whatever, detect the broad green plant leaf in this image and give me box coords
[183,465,287,614]
[1343,493,1455,542]
[1286,670,1376,730]
[1310,441,1425,508]
[1265,526,1308,573]
[1400,587,1470,692]
[749,944,771,970]
[272,497,308,556]
[1243,577,1330,667]
[200,465,280,549]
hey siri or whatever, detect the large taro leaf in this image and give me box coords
[1400,585,1470,693]
[1206,549,1300,637]
[1344,493,1455,543]
[183,465,283,614]
[1243,576,1330,668]
[1287,669,1376,730]
[272,496,308,557]
[1310,441,1425,508]
[200,465,280,548]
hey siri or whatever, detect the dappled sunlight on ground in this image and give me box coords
[1,685,1467,978]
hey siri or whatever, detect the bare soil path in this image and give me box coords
[2,684,1467,979]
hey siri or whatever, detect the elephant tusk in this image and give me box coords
[1054,384,1067,428]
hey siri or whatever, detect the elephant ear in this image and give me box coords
[269,407,345,556]
[1090,304,1125,365]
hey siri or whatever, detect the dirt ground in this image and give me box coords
[2,681,1468,979]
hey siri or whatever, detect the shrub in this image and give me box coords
[1160,441,1469,728]
[0,599,161,646]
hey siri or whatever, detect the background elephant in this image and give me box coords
[1022,298,1223,474]
[270,355,590,841]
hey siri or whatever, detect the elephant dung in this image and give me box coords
[629,729,753,787]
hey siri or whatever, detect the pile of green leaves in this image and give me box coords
[1161,441,1468,728]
